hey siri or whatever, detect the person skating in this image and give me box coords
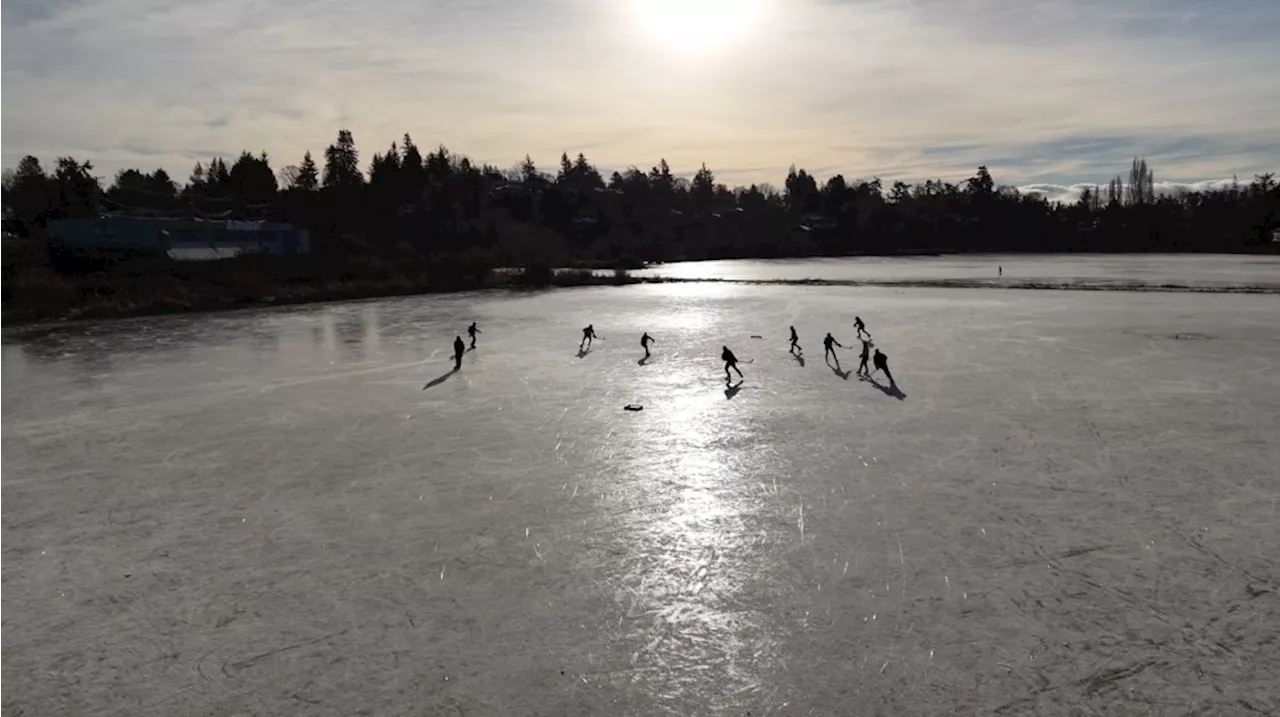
[580,324,597,350]
[854,316,869,339]
[789,326,801,354]
[453,335,465,371]
[641,332,656,359]
[467,322,481,348]
[823,332,844,363]
[722,346,744,382]
[872,348,894,385]
[857,339,872,376]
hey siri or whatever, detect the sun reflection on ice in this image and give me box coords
[603,371,783,709]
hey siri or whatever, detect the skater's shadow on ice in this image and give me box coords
[792,354,805,367]
[724,381,745,400]
[862,375,906,400]
[576,348,592,359]
[423,369,459,389]
[825,357,850,380]
[638,356,651,366]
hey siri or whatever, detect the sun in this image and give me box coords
[629,0,766,54]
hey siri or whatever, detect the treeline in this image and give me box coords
[3,130,1278,265]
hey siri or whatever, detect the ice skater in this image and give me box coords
[998,265,1003,277]
[640,332,655,359]
[580,324,597,351]
[453,335,465,370]
[823,332,844,364]
[854,316,869,339]
[722,346,744,381]
[872,348,894,385]
[789,326,801,354]
[467,322,481,348]
[857,339,872,377]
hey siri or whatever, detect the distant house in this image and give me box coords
[797,213,837,232]
[1,205,22,244]
[47,216,310,260]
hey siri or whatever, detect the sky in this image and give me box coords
[3,0,1278,202]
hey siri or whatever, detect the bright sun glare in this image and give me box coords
[630,0,766,53]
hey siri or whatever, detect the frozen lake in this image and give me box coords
[628,253,1280,290]
[4,282,1279,715]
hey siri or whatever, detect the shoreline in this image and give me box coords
[5,273,1279,332]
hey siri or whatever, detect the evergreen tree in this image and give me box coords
[572,153,603,192]
[188,162,206,190]
[519,155,539,183]
[229,151,278,205]
[296,151,319,192]
[557,152,573,185]
[691,163,716,208]
[323,130,362,189]
[53,157,101,218]
[400,134,427,202]
[6,156,54,228]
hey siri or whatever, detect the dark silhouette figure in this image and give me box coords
[998,265,1003,277]
[467,322,481,348]
[872,348,894,385]
[823,332,844,364]
[789,326,801,354]
[641,332,655,359]
[580,325,596,350]
[453,336,465,370]
[857,339,872,376]
[854,316,869,339]
[722,346,743,381]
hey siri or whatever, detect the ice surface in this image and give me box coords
[629,253,1280,290]
[4,280,1280,715]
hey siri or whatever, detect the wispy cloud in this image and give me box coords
[3,0,1277,187]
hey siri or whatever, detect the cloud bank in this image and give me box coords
[1016,179,1254,205]
[3,0,1277,188]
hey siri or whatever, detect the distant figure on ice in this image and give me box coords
[722,346,744,382]
[789,326,801,354]
[823,332,844,363]
[998,265,1003,277]
[857,339,872,377]
[467,322,481,348]
[854,316,869,339]
[872,348,894,385]
[580,325,597,351]
[641,332,655,359]
[453,335,465,370]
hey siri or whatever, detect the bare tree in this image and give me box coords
[1106,175,1123,205]
[1126,157,1154,205]
[278,165,302,190]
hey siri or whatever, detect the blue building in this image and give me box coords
[47,216,310,260]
